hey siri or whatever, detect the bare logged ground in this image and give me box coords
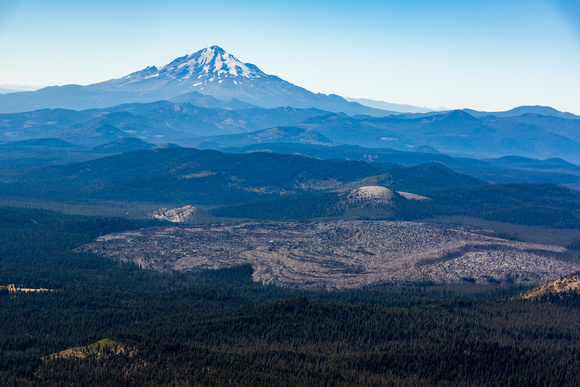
[77,221,580,290]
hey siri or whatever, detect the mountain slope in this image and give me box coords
[187,126,334,149]
[90,138,157,153]
[430,183,580,228]
[56,123,135,147]
[479,113,580,144]
[0,138,79,150]
[519,272,580,300]
[169,91,258,110]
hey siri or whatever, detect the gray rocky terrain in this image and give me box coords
[149,205,216,224]
[77,221,578,290]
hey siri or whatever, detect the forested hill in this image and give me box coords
[1,148,382,205]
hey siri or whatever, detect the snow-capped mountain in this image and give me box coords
[96,46,306,106]
[0,46,393,115]
[101,46,268,93]
[133,46,265,83]
[97,45,389,114]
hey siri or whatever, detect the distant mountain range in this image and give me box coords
[345,98,437,114]
[292,110,580,162]
[0,101,331,145]
[0,84,40,94]
[464,106,579,120]
[2,99,580,162]
[194,110,580,163]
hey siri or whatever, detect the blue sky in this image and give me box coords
[0,0,579,113]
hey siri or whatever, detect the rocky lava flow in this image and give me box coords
[77,221,578,290]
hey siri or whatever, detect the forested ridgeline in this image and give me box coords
[1,207,580,385]
[212,183,580,229]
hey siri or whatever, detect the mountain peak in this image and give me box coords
[158,45,266,81]
[441,109,479,122]
[207,45,227,55]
